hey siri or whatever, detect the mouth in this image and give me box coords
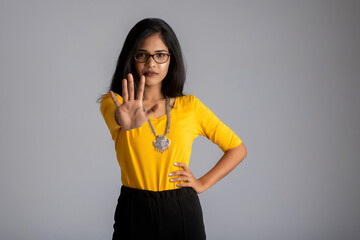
[144,71,159,77]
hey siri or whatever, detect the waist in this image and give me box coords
[120,185,197,199]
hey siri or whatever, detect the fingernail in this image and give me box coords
[176,184,180,187]
[174,162,178,166]
[169,173,172,176]
[170,179,173,182]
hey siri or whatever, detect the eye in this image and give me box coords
[136,53,146,58]
[156,53,165,58]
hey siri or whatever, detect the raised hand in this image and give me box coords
[109,73,159,130]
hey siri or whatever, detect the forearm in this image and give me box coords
[199,142,247,191]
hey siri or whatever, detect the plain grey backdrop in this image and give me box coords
[1,0,359,239]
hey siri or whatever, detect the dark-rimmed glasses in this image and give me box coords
[134,52,171,64]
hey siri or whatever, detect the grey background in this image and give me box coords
[1,0,359,239]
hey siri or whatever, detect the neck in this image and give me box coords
[143,85,164,101]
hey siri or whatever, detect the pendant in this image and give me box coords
[153,135,170,153]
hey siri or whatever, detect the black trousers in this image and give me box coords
[112,185,206,240]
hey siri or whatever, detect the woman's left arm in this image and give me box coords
[169,142,247,194]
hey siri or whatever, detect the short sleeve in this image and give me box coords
[100,92,123,140]
[193,96,242,152]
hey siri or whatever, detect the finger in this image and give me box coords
[169,176,189,183]
[136,75,145,101]
[128,73,134,100]
[122,78,128,103]
[174,162,189,171]
[168,170,187,177]
[109,90,121,108]
[144,104,160,118]
[176,182,191,188]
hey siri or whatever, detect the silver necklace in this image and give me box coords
[143,97,171,153]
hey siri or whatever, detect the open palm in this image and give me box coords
[109,73,159,130]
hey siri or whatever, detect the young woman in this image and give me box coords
[99,18,247,240]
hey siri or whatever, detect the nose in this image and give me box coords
[145,55,157,67]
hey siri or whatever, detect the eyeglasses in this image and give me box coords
[134,52,171,64]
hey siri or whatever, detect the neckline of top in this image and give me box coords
[148,96,178,121]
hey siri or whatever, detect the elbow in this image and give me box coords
[239,142,247,162]
[227,142,247,163]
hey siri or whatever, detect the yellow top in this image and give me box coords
[100,92,242,191]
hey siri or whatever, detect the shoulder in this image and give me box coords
[175,94,208,110]
[99,92,123,114]
[175,94,201,106]
[174,95,209,116]
[100,92,123,105]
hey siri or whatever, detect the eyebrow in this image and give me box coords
[138,49,168,53]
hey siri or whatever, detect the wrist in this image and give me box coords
[198,177,210,193]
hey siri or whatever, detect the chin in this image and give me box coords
[145,80,163,86]
[145,76,164,85]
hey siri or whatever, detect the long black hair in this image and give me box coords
[97,18,186,102]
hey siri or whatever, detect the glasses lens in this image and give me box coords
[135,53,149,62]
[154,53,169,63]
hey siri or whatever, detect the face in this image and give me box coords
[134,33,171,87]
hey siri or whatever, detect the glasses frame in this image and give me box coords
[134,52,171,64]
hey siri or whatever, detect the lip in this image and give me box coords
[144,71,159,76]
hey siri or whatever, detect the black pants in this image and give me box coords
[112,185,206,240]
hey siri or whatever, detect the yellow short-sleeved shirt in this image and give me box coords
[100,92,242,191]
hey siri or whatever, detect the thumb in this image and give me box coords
[145,104,160,118]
